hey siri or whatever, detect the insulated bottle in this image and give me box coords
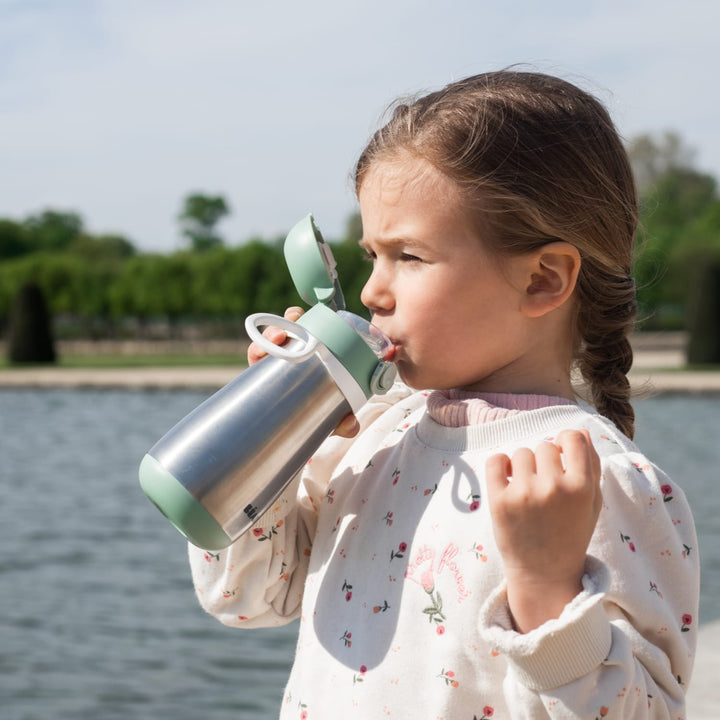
[139,215,397,550]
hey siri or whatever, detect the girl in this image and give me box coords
[189,71,699,718]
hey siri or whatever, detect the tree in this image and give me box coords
[628,132,720,328]
[23,210,84,253]
[628,131,696,194]
[178,193,230,251]
[0,219,32,259]
[686,255,720,364]
[6,282,56,364]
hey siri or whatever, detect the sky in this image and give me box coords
[1,0,719,253]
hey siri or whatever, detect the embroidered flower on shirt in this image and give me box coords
[595,706,609,719]
[467,492,481,512]
[340,630,352,647]
[390,542,407,560]
[681,614,692,632]
[422,586,446,625]
[353,665,367,684]
[253,520,284,541]
[649,581,663,599]
[383,511,394,526]
[470,542,488,561]
[661,484,674,502]
[474,707,495,719]
[342,579,353,602]
[620,532,636,552]
[373,600,390,613]
[438,669,458,687]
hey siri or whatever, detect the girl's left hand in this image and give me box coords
[485,429,602,633]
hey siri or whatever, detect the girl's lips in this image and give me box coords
[382,343,399,363]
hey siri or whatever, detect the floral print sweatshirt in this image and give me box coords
[189,383,699,719]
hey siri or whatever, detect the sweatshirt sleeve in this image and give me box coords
[479,432,700,719]
[188,382,415,629]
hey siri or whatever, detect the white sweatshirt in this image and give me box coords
[189,384,699,719]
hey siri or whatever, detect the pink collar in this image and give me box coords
[426,389,575,427]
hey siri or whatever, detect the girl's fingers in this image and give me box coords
[485,453,512,498]
[247,306,305,365]
[284,306,304,322]
[332,413,360,438]
[553,429,601,487]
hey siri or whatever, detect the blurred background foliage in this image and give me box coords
[1,131,719,340]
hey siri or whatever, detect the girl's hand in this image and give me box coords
[485,429,602,633]
[247,306,305,365]
[246,306,359,439]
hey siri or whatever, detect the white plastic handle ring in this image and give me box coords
[245,313,319,362]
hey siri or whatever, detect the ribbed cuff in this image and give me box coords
[478,556,612,691]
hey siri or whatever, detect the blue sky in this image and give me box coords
[1,0,719,252]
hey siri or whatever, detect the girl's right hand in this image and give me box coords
[247,306,360,438]
[247,306,305,366]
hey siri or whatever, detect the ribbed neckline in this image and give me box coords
[426,390,575,427]
[414,404,592,453]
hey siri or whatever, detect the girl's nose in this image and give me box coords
[361,265,394,314]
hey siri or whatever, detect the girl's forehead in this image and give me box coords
[359,155,461,207]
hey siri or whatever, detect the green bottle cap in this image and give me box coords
[283,214,346,311]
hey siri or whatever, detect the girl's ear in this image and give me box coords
[521,241,581,318]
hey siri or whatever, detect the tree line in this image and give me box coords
[2,133,720,339]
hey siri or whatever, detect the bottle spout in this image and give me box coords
[336,311,397,362]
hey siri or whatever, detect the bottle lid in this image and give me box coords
[283,214,346,311]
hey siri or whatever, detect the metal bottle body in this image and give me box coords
[146,339,352,544]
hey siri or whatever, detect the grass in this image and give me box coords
[0,353,247,369]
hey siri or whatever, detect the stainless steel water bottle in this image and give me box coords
[138,215,397,550]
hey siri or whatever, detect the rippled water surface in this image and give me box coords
[1,389,718,719]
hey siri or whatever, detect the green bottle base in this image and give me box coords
[139,454,232,550]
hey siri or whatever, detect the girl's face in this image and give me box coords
[358,156,539,393]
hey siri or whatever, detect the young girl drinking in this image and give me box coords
[189,71,699,718]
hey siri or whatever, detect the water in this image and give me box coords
[0,389,718,719]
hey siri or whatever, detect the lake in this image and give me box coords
[0,389,718,719]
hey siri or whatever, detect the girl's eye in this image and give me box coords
[400,253,421,263]
[361,249,376,263]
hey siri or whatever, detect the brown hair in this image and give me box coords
[355,71,639,438]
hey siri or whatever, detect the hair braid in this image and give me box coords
[575,267,638,438]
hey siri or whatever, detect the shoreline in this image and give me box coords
[4,332,720,393]
[0,361,719,393]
